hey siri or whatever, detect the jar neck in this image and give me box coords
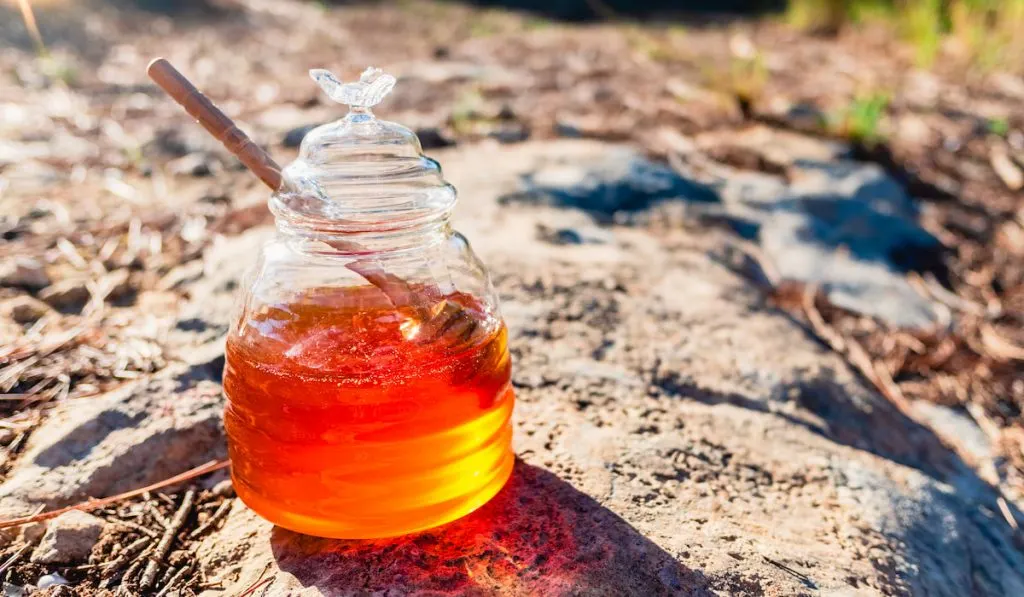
[275,212,453,257]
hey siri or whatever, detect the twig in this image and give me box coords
[0,459,228,531]
[800,285,912,411]
[155,564,192,597]
[139,489,196,591]
[111,519,159,539]
[156,563,182,593]
[0,543,33,579]
[800,285,922,425]
[239,575,274,597]
[801,285,845,353]
[998,497,1019,532]
[909,272,990,318]
[147,500,170,529]
[966,403,1003,444]
[796,281,999,478]
[7,432,28,455]
[189,499,232,539]
[98,538,152,588]
[238,563,274,597]
[979,324,1024,362]
[762,555,816,589]
[121,558,145,587]
[110,536,152,565]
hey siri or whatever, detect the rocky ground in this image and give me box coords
[0,0,1023,595]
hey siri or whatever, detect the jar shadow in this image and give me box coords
[269,459,712,595]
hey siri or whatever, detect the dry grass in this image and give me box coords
[786,0,1024,71]
[0,207,221,392]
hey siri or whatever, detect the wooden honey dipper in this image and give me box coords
[147,58,283,191]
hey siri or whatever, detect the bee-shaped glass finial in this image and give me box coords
[309,67,396,110]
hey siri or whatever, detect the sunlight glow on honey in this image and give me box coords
[223,290,515,538]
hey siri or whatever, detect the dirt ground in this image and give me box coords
[0,0,1022,594]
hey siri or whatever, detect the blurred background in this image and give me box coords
[1,0,1023,528]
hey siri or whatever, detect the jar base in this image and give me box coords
[233,450,515,539]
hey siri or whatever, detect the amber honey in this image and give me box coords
[223,288,515,538]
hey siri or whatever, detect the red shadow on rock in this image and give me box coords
[270,460,711,595]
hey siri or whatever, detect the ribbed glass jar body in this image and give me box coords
[223,218,515,538]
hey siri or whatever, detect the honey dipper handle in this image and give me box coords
[147,58,283,191]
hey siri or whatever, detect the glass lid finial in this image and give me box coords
[275,65,455,229]
[309,67,396,109]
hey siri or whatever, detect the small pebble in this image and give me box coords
[38,279,90,310]
[37,573,68,589]
[0,258,50,290]
[1,295,52,324]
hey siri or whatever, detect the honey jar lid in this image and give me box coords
[273,67,456,232]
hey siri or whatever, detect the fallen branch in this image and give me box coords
[120,558,146,590]
[979,324,1024,362]
[108,536,152,569]
[189,499,232,539]
[801,284,845,353]
[762,555,816,589]
[140,489,196,591]
[155,564,192,597]
[239,575,274,597]
[146,499,170,529]
[0,543,33,578]
[99,538,153,590]
[237,562,274,597]
[112,519,159,539]
[998,497,1020,532]
[800,285,913,412]
[0,459,228,531]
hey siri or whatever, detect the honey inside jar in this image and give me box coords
[224,288,514,538]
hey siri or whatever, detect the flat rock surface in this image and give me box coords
[182,141,1024,596]
[0,357,226,519]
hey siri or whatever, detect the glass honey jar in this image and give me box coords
[222,68,515,539]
